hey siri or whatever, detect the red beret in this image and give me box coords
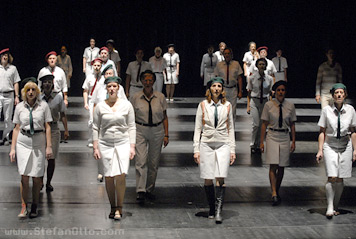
[45,51,57,60]
[99,47,109,53]
[91,58,103,65]
[257,46,268,52]
[0,48,10,55]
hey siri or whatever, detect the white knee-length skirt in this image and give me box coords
[16,131,46,177]
[265,130,290,167]
[164,70,179,84]
[98,139,130,177]
[323,137,353,178]
[199,142,230,179]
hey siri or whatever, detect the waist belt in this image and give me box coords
[269,128,289,133]
[0,90,14,94]
[135,120,163,127]
[21,129,44,136]
[131,85,143,88]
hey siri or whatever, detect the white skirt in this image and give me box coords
[199,142,230,179]
[164,70,179,84]
[16,131,46,177]
[323,136,353,178]
[265,130,290,167]
[98,139,130,177]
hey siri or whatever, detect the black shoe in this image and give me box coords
[272,196,280,206]
[251,148,256,154]
[146,192,156,200]
[136,192,145,202]
[46,184,54,192]
[109,207,116,219]
[29,204,38,218]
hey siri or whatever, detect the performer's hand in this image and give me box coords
[46,146,53,160]
[353,150,356,162]
[315,95,321,103]
[129,144,136,160]
[316,150,323,163]
[238,91,242,99]
[64,130,70,140]
[83,68,86,73]
[290,142,296,153]
[125,92,129,98]
[176,72,179,77]
[230,153,236,165]
[93,148,101,160]
[68,74,72,79]
[64,99,68,107]
[14,96,20,106]
[84,103,89,110]
[193,152,200,164]
[9,149,16,162]
[260,143,265,153]
[163,136,169,148]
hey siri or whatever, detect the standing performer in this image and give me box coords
[193,77,235,224]
[316,83,356,218]
[131,70,169,202]
[99,47,118,76]
[40,74,69,192]
[247,58,273,153]
[106,39,121,76]
[163,44,180,102]
[214,48,243,123]
[243,42,259,114]
[0,48,21,145]
[260,81,296,206]
[37,51,68,106]
[315,49,342,109]
[249,46,277,78]
[56,46,73,89]
[200,45,218,86]
[83,38,100,78]
[93,76,136,220]
[125,48,152,100]
[214,42,226,62]
[9,78,53,218]
[272,49,288,82]
[149,47,166,93]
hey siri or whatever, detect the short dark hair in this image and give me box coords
[255,58,267,69]
[140,70,156,82]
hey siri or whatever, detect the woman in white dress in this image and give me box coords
[163,44,180,102]
[316,83,356,218]
[9,78,53,218]
[193,77,235,224]
[93,76,136,220]
[260,81,296,206]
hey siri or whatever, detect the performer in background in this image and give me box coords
[200,45,218,86]
[57,46,73,89]
[0,48,21,145]
[163,44,180,102]
[83,38,100,78]
[106,39,121,76]
[10,78,53,218]
[272,49,288,82]
[260,81,296,206]
[193,77,235,224]
[93,76,136,220]
[214,42,226,62]
[149,47,166,93]
[316,83,356,218]
[315,49,342,109]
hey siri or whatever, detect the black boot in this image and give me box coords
[215,185,225,224]
[29,204,38,219]
[204,185,215,219]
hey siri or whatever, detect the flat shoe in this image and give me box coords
[46,184,54,192]
[272,196,280,206]
[18,208,28,218]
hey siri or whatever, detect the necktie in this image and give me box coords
[136,62,142,82]
[337,110,341,139]
[29,107,34,135]
[144,97,153,125]
[214,103,218,128]
[226,63,230,85]
[209,55,213,67]
[279,104,283,128]
[278,57,281,72]
[260,77,264,104]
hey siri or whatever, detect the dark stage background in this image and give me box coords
[1,0,355,98]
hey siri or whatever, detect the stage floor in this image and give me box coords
[0,97,355,239]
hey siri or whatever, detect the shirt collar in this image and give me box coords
[140,91,157,101]
[0,64,9,69]
[208,100,221,106]
[24,99,40,109]
[332,104,346,114]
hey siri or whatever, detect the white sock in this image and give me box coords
[333,181,344,212]
[325,182,335,215]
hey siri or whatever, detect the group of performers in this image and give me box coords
[0,40,354,224]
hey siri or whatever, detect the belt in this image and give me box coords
[135,120,163,127]
[131,85,143,88]
[269,128,289,133]
[21,129,44,136]
[50,121,58,125]
[251,97,268,99]
[0,90,14,94]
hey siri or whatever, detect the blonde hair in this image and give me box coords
[21,82,41,102]
[205,88,226,104]
[154,47,162,54]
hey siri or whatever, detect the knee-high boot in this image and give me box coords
[204,185,215,219]
[215,185,225,224]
